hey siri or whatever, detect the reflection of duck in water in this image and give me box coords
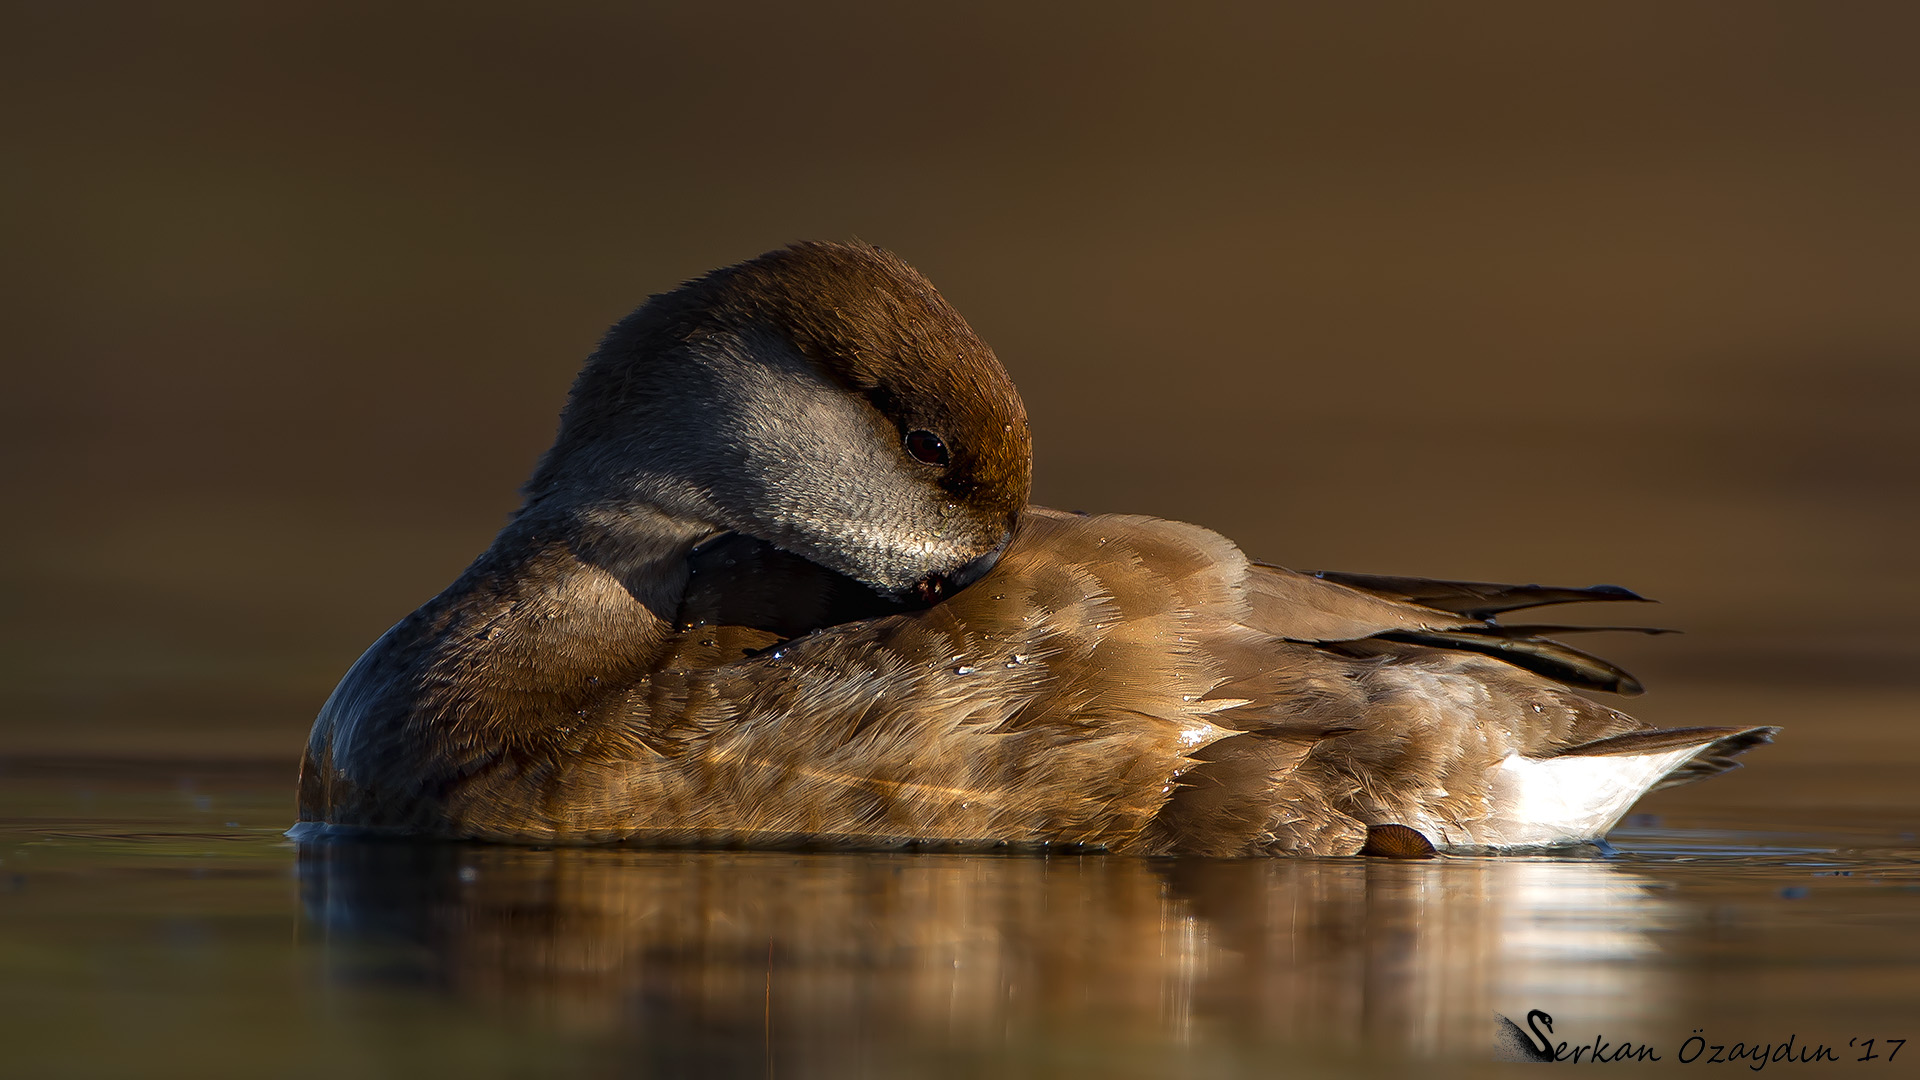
[299,843,1681,1061]
[296,241,1774,854]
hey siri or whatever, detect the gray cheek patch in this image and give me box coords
[699,336,988,592]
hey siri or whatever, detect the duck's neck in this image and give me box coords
[544,501,722,627]
[425,501,721,718]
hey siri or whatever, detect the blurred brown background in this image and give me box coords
[2,4,1915,795]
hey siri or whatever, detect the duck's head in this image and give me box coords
[525,242,1033,603]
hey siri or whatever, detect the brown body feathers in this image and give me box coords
[298,243,1774,854]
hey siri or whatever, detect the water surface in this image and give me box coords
[5,732,1917,1077]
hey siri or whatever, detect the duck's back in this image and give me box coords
[306,507,1769,854]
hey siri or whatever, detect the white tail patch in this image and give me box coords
[1481,746,1702,848]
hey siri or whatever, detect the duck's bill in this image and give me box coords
[911,533,1010,606]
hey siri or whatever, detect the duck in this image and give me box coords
[296,241,1775,856]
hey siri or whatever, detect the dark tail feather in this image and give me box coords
[1377,629,1647,694]
[1652,726,1779,789]
[1554,725,1780,790]
[1302,571,1651,620]
[1474,624,1677,638]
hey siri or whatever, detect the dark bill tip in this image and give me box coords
[909,533,1010,607]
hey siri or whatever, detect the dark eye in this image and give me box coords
[904,429,950,467]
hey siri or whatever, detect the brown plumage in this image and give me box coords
[297,241,1775,854]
